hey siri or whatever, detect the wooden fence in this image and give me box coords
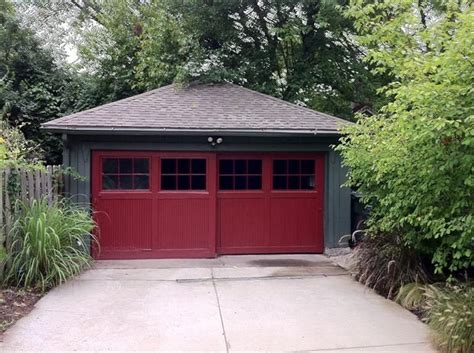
[0,166,63,250]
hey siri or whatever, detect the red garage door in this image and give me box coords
[91,151,324,259]
[217,153,324,254]
[92,151,216,259]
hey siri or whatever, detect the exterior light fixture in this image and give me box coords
[207,136,223,147]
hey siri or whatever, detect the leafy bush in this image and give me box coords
[0,119,42,167]
[338,1,474,274]
[4,198,95,290]
[397,282,473,353]
[352,233,431,299]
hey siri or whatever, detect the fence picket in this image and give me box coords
[27,169,34,203]
[46,166,53,205]
[34,169,41,200]
[4,168,11,249]
[20,169,27,203]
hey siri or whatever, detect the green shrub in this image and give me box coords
[4,198,95,291]
[397,282,473,353]
[352,233,431,299]
[338,1,474,274]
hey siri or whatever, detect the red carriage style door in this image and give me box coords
[92,151,323,259]
[217,153,325,254]
[91,151,216,259]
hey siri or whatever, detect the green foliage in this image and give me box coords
[4,198,95,291]
[397,282,473,353]
[54,0,385,118]
[75,0,145,103]
[0,0,90,164]
[351,233,431,299]
[337,0,474,274]
[0,119,41,167]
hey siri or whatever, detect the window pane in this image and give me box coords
[288,176,300,189]
[235,176,247,189]
[273,176,286,189]
[301,160,315,174]
[162,158,207,191]
[248,160,262,174]
[301,175,315,189]
[119,159,133,173]
[134,159,149,173]
[248,176,262,190]
[161,159,176,174]
[273,160,287,174]
[103,158,118,174]
[161,175,176,190]
[220,176,233,190]
[119,175,133,189]
[191,175,206,190]
[219,160,233,174]
[288,160,300,174]
[178,159,190,174]
[178,175,190,189]
[235,160,246,174]
[102,175,118,189]
[134,175,149,190]
[192,159,206,174]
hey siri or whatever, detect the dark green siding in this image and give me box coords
[64,134,350,249]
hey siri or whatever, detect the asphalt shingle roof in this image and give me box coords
[42,83,349,135]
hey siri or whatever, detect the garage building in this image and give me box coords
[42,83,351,259]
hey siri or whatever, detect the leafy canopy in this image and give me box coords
[28,0,384,119]
[0,0,88,164]
[337,0,474,274]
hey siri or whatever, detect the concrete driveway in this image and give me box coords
[1,255,436,352]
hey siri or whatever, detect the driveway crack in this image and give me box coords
[211,268,230,353]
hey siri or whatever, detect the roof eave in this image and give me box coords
[40,125,342,137]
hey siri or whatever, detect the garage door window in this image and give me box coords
[102,158,150,190]
[273,159,315,190]
[161,158,206,190]
[219,159,262,190]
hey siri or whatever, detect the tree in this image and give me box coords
[337,0,474,274]
[0,0,85,163]
[20,0,386,119]
[0,119,41,166]
[160,0,384,118]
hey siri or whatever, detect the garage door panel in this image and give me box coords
[218,198,267,250]
[217,153,325,255]
[92,151,216,259]
[269,198,320,248]
[95,199,153,251]
[157,199,211,250]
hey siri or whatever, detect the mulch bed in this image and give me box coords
[0,288,43,334]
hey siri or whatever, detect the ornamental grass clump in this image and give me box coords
[5,198,95,291]
[397,282,473,353]
[352,232,431,299]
